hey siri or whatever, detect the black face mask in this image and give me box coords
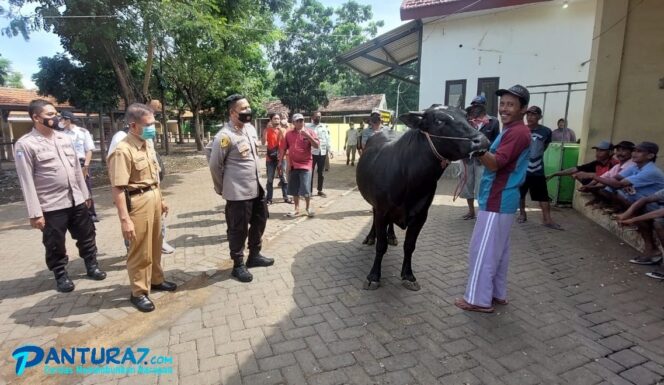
[238,109,253,123]
[370,116,381,124]
[42,116,61,130]
[313,118,320,125]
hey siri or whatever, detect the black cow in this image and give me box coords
[356,105,490,291]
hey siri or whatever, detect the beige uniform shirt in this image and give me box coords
[108,133,160,189]
[14,128,90,218]
[208,122,263,201]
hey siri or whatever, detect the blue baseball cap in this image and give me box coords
[471,95,487,106]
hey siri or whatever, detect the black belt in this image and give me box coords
[127,184,157,196]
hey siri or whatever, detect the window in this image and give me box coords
[444,79,466,108]
[477,77,500,117]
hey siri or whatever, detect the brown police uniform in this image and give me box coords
[108,133,164,296]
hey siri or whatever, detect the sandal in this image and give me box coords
[629,256,663,265]
[283,198,293,204]
[492,297,508,306]
[462,213,476,220]
[517,215,527,224]
[454,298,494,313]
[285,211,300,218]
[645,271,664,280]
[543,223,564,231]
[306,209,315,217]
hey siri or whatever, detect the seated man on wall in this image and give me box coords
[616,188,664,268]
[593,142,664,213]
[575,140,635,209]
[547,140,618,185]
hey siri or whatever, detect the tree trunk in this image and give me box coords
[161,95,169,155]
[177,110,184,144]
[143,39,154,98]
[101,39,144,105]
[193,109,203,151]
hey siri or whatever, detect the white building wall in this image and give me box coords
[419,0,596,132]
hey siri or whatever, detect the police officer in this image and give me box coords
[60,111,99,222]
[14,99,106,293]
[308,111,331,197]
[108,103,176,312]
[208,94,274,283]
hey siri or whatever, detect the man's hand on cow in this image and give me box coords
[472,151,486,158]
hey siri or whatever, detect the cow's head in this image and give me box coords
[400,105,490,161]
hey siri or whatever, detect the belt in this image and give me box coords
[127,184,158,196]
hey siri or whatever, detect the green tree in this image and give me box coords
[3,0,163,105]
[270,0,382,113]
[0,55,24,88]
[160,0,288,150]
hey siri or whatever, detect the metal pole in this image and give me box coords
[396,81,401,122]
[564,82,572,131]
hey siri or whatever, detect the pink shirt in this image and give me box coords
[281,128,319,170]
[601,159,635,179]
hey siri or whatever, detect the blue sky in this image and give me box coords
[0,0,406,89]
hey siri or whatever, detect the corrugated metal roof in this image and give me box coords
[337,21,422,84]
[400,0,550,21]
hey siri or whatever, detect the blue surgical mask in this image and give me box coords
[141,124,157,140]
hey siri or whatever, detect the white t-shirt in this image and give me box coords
[65,125,95,160]
[107,130,128,158]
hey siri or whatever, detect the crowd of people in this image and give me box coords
[13,91,663,315]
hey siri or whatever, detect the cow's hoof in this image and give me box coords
[402,280,421,291]
[387,237,398,246]
[363,237,375,246]
[363,280,380,290]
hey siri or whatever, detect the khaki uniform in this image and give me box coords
[108,133,164,296]
[14,128,98,275]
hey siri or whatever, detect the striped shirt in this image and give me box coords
[478,121,531,213]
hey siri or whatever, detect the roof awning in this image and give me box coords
[336,20,422,85]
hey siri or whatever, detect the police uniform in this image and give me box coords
[108,133,165,297]
[208,121,271,280]
[14,128,105,290]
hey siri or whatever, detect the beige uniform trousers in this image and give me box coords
[127,188,164,296]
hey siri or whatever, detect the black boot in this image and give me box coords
[246,252,274,268]
[231,262,253,282]
[85,259,107,280]
[55,271,75,293]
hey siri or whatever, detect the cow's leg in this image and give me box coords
[400,214,427,291]
[362,209,376,245]
[364,215,388,290]
[387,223,398,246]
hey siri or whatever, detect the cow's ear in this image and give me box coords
[400,111,424,130]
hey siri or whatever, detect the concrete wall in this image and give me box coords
[579,0,664,166]
[419,0,596,131]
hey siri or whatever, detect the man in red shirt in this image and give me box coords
[263,113,291,204]
[279,113,320,217]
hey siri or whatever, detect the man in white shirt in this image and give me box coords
[344,122,358,166]
[61,111,99,222]
[308,111,331,197]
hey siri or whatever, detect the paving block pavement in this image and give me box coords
[0,158,663,384]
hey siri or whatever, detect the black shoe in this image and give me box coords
[318,191,327,197]
[246,254,275,268]
[130,295,155,312]
[351,162,354,166]
[86,264,107,281]
[231,265,253,282]
[90,215,99,223]
[55,274,75,293]
[346,160,350,165]
[151,281,177,292]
